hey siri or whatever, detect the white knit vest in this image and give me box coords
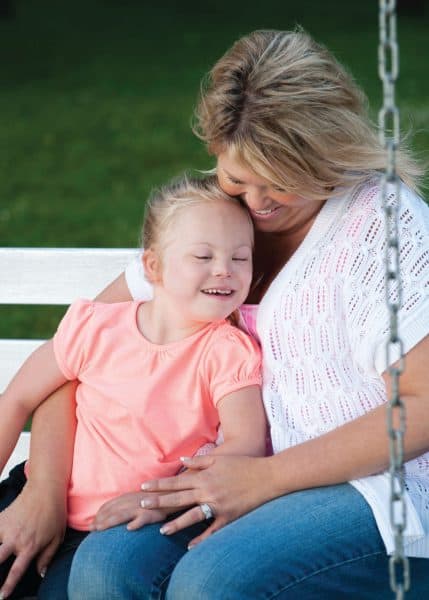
[256,179,429,556]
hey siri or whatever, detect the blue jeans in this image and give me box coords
[68,483,429,599]
[167,484,429,599]
[68,518,209,599]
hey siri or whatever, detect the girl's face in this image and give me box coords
[217,150,323,235]
[153,200,253,324]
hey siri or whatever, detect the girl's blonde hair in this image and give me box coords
[194,29,423,199]
[142,173,253,250]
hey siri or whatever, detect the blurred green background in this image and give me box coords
[1,0,428,338]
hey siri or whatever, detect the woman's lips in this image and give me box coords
[250,206,281,220]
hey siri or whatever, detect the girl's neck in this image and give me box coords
[136,299,211,345]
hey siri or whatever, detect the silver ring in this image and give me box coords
[199,503,214,520]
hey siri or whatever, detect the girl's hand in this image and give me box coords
[91,491,171,531]
[0,482,67,599]
[141,454,273,547]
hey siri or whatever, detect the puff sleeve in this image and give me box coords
[53,299,95,380]
[205,326,262,406]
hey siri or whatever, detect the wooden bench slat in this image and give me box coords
[0,247,136,304]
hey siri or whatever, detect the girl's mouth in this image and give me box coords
[201,288,234,296]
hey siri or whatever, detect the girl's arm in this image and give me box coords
[211,385,267,458]
[0,272,133,599]
[0,340,67,474]
[141,334,429,545]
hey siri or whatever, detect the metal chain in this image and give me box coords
[378,1,409,597]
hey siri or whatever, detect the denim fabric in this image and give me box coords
[166,484,429,600]
[67,518,209,600]
[3,467,429,599]
[37,528,88,599]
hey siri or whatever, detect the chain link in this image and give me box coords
[378,1,409,597]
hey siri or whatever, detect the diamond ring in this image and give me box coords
[199,503,215,520]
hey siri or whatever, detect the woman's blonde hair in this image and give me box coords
[141,173,253,250]
[194,29,423,199]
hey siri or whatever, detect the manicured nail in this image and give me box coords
[141,499,153,508]
[160,525,171,535]
[141,482,150,490]
[180,456,191,463]
[0,590,6,599]
[40,567,47,578]
[187,543,195,550]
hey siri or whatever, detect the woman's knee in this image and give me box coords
[166,484,392,599]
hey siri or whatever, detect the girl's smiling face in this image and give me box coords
[153,199,253,325]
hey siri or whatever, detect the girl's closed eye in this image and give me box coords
[194,255,212,260]
[232,257,249,262]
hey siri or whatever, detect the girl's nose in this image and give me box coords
[213,260,231,277]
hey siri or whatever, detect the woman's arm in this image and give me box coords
[94,272,133,303]
[141,334,429,546]
[0,272,132,598]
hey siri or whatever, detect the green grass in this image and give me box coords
[1,0,428,338]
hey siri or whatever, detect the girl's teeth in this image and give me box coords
[203,289,232,295]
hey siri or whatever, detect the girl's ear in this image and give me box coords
[142,248,162,283]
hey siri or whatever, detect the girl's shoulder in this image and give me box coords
[65,299,139,331]
[210,318,260,352]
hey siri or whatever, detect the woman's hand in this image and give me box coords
[91,491,171,532]
[142,454,273,547]
[0,482,67,599]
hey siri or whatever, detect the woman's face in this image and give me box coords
[217,150,323,235]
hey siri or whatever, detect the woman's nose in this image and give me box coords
[242,186,267,211]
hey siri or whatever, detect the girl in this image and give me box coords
[0,175,266,598]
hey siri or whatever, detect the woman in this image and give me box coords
[1,29,429,599]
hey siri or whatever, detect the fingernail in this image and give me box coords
[160,525,171,535]
[141,483,150,490]
[187,543,195,550]
[0,590,6,599]
[141,499,153,508]
[180,456,191,463]
[40,567,47,578]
